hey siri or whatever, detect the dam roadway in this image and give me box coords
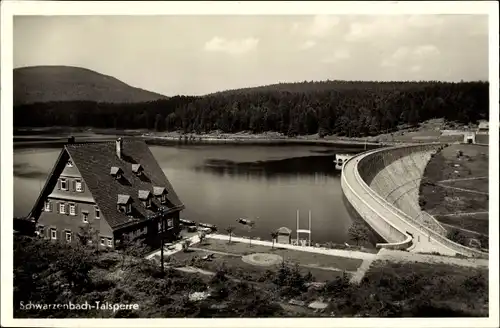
[341,144,488,258]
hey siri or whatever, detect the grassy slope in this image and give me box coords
[14,66,168,105]
[420,144,489,235]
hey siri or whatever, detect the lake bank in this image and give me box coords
[14,127,396,149]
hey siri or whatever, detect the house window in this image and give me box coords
[69,203,76,216]
[51,229,57,240]
[82,212,89,223]
[118,204,131,214]
[161,194,166,204]
[95,206,100,219]
[67,160,73,167]
[60,178,68,191]
[107,238,113,247]
[65,231,72,242]
[44,201,51,212]
[75,180,83,192]
[167,218,173,228]
[116,172,122,180]
[59,203,66,214]
[143,199,151,209]
[158,221,163,232]
[100,237,105,246]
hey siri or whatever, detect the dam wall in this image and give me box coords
[357,144,447,235]
[342,143,488,258]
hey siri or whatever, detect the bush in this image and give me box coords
[447,229,467,245]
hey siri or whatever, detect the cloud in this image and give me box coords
[410,65,422,72]
[322,49,350,63]
[345,15,446,42]
[413,44,440,57]
[392,46,411,60]
[204,37,259,55]
[299,40,316,50]
[381,44,440,68]
[292,15,340,38]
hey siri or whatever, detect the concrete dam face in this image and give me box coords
[357,144,446,235]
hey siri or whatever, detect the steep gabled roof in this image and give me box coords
[64,139,184,229]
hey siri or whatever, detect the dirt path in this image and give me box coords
[440,223,485,236]
[436,183,489,195]
[437,211,489,217]
[349,258,375,284]
[438,176,488,183]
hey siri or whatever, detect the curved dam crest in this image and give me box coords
[341,143,488,259]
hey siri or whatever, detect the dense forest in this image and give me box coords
[14,81,489,137]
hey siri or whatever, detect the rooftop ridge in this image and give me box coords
[64,138,145,147]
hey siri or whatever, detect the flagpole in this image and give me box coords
[309,210,311,246]
[296,209,299,245]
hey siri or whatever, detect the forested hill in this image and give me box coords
[208,80,453,96]
[14,80,488,138]
[14,66,168,105]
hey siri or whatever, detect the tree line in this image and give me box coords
[14,81,489,137]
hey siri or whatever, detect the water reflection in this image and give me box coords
[196,155,340,180]
[14,163,50,179]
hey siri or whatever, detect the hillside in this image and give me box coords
[207,80,450,96]
[14,66,168,105]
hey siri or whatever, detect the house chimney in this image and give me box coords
[116,138,122,159]
[68,136,75,144]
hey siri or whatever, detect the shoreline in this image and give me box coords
[13,127,403,148]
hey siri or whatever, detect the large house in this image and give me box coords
[27,138,184,249]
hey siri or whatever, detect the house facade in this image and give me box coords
[28,138,185,249]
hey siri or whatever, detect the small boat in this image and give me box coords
[236,218,255,226]
[180,219,196,226]
[198,227,213,234]
[198,222,217,230]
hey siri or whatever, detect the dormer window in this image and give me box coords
[138,190,152,208]
[153,186,168,204]
[110,167,123,180]
[132,164,144,176]
[60,178,68,191]
[117,194,132,214]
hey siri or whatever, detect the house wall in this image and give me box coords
[114,210,181,248]
[36,157,114,249]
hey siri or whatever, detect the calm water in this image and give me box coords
[14,144,361,244]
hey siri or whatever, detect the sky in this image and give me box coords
[14,14,489,96]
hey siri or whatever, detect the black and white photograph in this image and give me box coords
[1,1,499,327]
